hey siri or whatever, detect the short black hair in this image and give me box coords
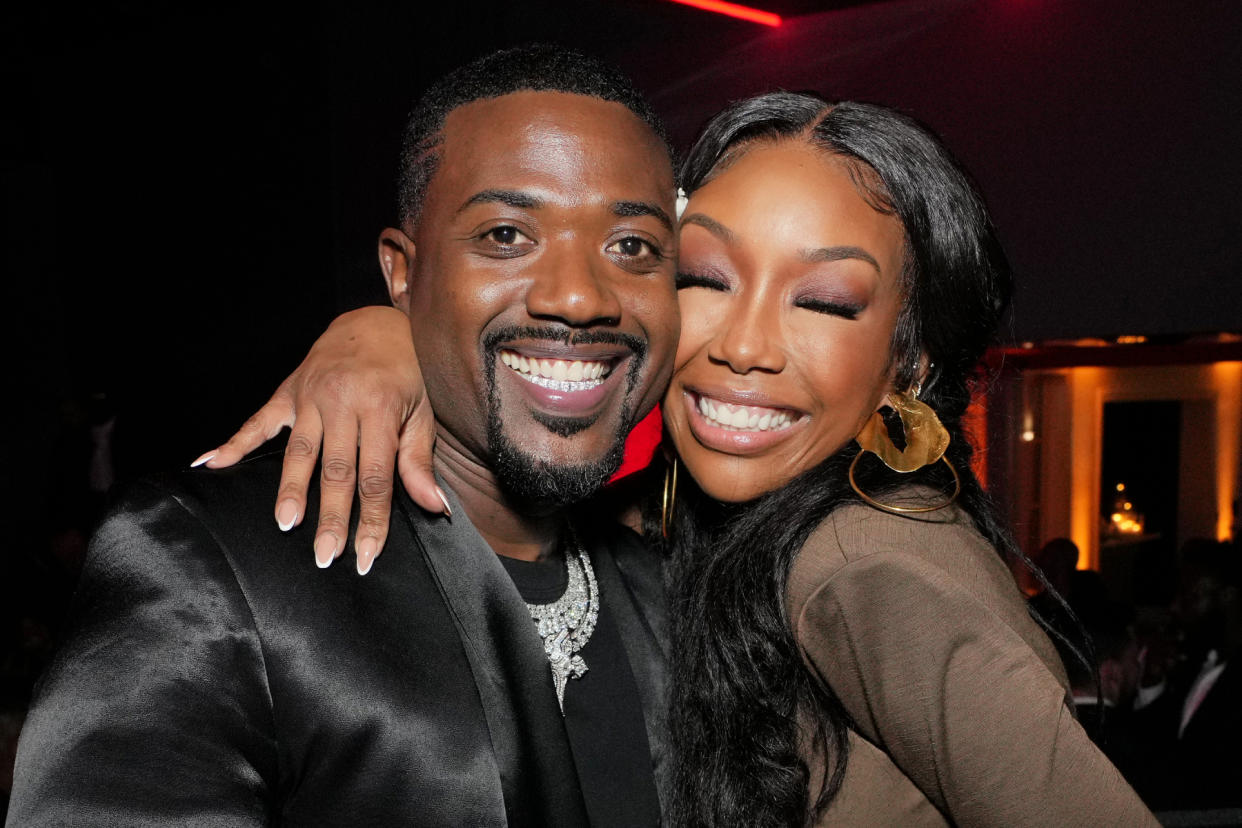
[397,43,669,227]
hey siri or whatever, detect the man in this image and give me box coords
[8,45,678,826]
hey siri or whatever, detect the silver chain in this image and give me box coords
[525,534,599,713]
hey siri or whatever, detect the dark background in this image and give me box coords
[5,0,1240,535]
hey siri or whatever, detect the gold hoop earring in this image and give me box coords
[848,390,961,515]
[661,458,679,539]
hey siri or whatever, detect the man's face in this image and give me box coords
[383,90,678,505]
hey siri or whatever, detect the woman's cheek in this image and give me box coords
[674,290,725,368]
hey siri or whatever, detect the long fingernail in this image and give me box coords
[191,451,217,468]
[314,533,339,569]
[356,536,378,576]
[436,487,452,517]
[275,499,299,532]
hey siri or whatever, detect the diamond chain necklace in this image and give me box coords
[525,532,599,713]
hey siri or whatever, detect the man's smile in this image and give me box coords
[491,336,638,420]
[500,349,614,391]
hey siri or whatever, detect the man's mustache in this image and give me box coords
[482,325,647,360]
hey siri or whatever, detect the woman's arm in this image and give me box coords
[195,306,443,573]
[792,533,1158,826]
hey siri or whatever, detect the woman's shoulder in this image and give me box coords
[787,494,1021,626]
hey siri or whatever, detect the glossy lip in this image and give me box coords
[495,340,632,418]
[680,386,808,456]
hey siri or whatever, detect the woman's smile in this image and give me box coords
[681,387,808,455]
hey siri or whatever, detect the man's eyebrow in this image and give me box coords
[458,189,544,213]
[800,245,881,272]
[612,201,673,232]
[680,214,737,244]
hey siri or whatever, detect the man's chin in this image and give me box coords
[486,410,628,508]
[531,411,600,438]
[491,436,624,508]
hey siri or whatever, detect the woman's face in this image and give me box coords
[665,140,908,503]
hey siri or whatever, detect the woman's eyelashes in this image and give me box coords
[794,296,863,319]
[675,270,730,291]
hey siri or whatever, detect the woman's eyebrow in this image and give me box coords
[680,214,737,243]
[799,245,880,272]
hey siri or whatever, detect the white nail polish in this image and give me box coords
[190,451,217,468]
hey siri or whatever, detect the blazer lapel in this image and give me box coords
[395,488,589,828]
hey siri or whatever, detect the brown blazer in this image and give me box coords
[787,500,1157,827]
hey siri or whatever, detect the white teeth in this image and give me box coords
[696,395,795,432]
[498,350,610,392]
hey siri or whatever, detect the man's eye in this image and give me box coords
[482,226,531,246]
[607,237,659,258]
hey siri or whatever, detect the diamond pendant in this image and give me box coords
[526,539,599,713]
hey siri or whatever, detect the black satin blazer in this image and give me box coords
[7,456,670,826]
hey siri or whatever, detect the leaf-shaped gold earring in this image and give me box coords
[848,390,960,514]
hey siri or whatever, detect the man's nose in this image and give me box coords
[524,243,623,327]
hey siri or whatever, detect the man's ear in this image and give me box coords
[378,228,416,312]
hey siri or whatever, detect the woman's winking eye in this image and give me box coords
[675,270,729,291]
[794,297,862,319]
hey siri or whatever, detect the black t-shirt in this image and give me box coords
[500,550,660,827]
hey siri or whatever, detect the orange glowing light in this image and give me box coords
[667,0,781,26]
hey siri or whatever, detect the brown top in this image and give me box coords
[787,500,1157,827]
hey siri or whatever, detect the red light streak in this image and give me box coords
[667,0,782,27]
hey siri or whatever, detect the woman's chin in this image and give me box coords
[676,453,788,504]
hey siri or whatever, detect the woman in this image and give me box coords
[205,93,1154,825]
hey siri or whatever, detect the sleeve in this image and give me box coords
[6,481,278,827]
[795,550,1158,828]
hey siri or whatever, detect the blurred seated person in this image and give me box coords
[1121,539,1242,809]
[1027,537,1084,646]
[1027,537,1079,600]
[1164,539,1242,808]
[1057,603,1148,789]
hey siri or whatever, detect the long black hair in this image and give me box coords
[662,92,1017,827]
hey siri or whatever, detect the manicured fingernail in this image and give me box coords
[275,499,299,532]
[314,533,339,569]
[436,487,452,517]
[356,536,378,576]
[191,451,217,468]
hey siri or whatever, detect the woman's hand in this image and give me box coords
[193,306,445,574]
